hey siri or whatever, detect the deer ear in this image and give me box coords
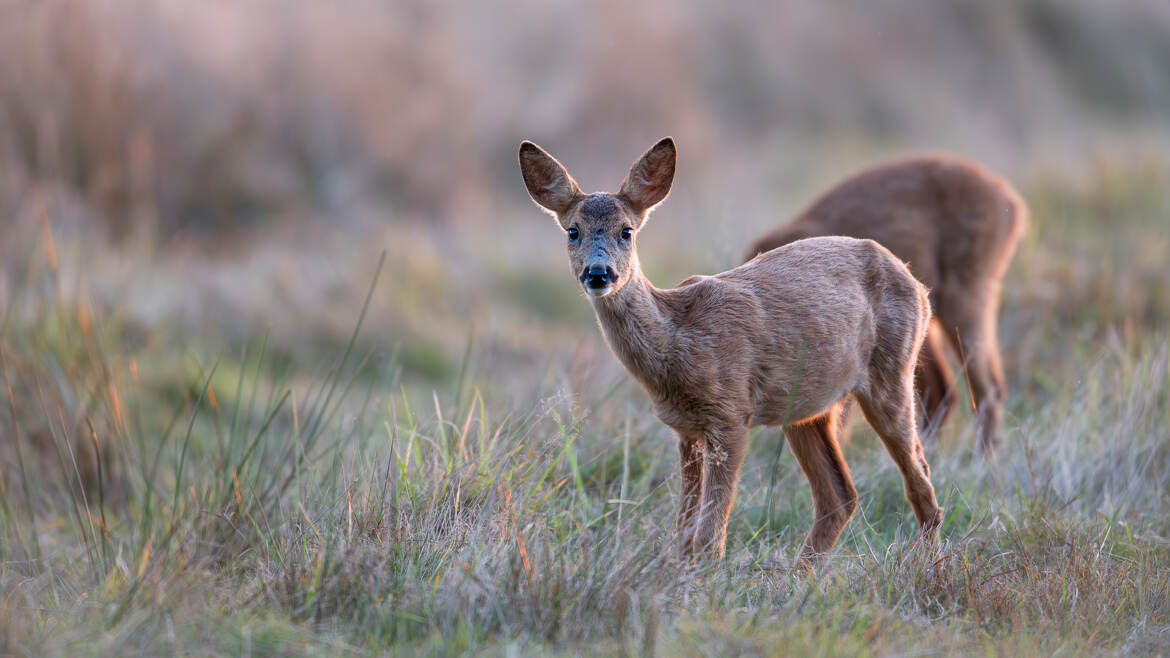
[519,141,582,221]
[618,137,676,219]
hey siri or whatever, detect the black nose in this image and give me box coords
[581,265,614,289]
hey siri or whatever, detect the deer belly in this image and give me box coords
[752,366,860,426]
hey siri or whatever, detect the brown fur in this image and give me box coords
[745,155,1027,454]
[519,138,943,564]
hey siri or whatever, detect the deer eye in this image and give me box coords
[567,227,579,241]
[620,227,632,241]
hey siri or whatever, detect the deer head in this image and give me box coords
[518,137,676,298]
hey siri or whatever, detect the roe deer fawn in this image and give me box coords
[518,137,943,564]
[745,156,1027,455]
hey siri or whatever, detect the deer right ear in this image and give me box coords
[519,141,582,223]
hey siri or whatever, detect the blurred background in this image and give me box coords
[2,0,1169,434]
[2,2,1170,652]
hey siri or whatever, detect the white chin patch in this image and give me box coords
[584,285,613,298]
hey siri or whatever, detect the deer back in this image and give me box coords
[745,155,1027,292]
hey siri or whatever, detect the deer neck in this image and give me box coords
[592,258,675,395]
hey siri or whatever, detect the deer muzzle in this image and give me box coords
[581,264,615,292]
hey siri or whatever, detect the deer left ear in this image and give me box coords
[618,137,676,221]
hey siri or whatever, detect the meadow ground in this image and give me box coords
[1,155,1168,656]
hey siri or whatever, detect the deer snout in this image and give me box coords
[581,264,615,291]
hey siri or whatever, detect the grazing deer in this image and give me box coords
[518,137,942,564]
[744,156,1027,455]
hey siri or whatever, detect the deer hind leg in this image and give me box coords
[676,435,704,558]
[915,322,957,441]
[856,379,943,539]
[940,300,1006,456]
[785,402,858,564]
[691,425,748,560]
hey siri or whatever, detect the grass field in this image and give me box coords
[1,155,1168,656]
